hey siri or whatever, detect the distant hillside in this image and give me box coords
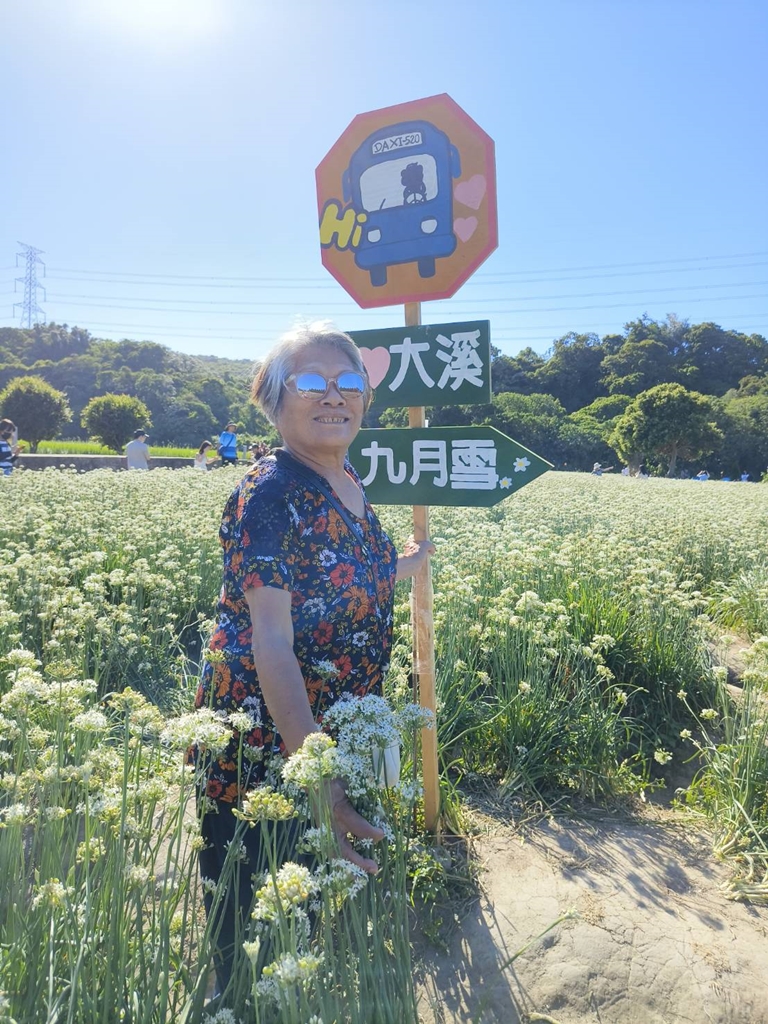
[0,324,272,445]
[1,316,767,475]
[194,353,255,379]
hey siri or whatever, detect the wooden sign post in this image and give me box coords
[403,301,440,832]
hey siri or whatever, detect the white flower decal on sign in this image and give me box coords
[499,477,512,489]
[513,457,530,473]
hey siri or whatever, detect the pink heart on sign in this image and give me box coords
[454,174,487,210]
[359,346,391,388]
[454,217,478,243]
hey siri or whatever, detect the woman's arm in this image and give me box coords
[395,536,436,581]
[244,585,383,872]
[245,586,317,753]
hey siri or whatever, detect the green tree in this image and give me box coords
[677,323,768,396]
[0,375,72,452]
[532,332,607,412]
[714,392,768,479]
[731,375,768,398]
[490,346,545,394]
[152,393,218,446]
[482,392,567,463]
[189,376,238,425]
[81,394,151,452]
[564,395,634,470]
[620,313,688,357]
[600,339,677,396]
[575,395,635,422]
[609,383,723,476]
[37,354,101,438]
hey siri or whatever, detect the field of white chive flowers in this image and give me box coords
[0,466,767,1023]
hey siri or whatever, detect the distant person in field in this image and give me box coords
[591,462,614,476]
[0,421,19,476]
[695,469,710,482]
[0,419,18,449]
[218,422,239,466]
[246,441,270,464]
[125,429,151,471]
[194,440,215,471]
[740,471,750,482]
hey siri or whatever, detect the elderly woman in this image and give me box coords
[195,323,433,992]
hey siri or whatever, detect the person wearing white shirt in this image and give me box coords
[125,429,151,470]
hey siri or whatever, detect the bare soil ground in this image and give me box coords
[414,804,768,1024]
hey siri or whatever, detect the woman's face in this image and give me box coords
[275,342,366,457]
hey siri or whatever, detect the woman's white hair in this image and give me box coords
[251,321,371,425]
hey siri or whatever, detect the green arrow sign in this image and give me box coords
[348,321,491,409]
[349,426,552,507]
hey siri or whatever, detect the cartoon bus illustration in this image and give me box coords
[342,120,461,287]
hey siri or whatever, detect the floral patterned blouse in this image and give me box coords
[195,449,398,804]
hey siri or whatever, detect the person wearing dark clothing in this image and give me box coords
[193,324,434,998]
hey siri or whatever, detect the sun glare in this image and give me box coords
[78,0,222,44]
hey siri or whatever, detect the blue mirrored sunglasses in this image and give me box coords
[283,371,367,399]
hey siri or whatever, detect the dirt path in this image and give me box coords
[415,813,768,1024]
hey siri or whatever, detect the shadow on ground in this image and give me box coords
[414,806,768,1024]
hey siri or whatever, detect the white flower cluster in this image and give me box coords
[260,951,323,990]
[238,786,296,822]
[1,803,29,826]
[31,879,75,910]
[281,732,345,790]
[314,858,369,904]
[124,864,152,888]
[314,659,340,680]
[4,648,40,671]
[159,708,231,755]
[228,709,259,734]
[71,709,109,733]
[252,862,317,921]
[242,937,261,965]
[297,823,333,856]
[322,694,403,796]
[201,1009,242,1024]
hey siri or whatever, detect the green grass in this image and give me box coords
[27,440,199,457]
[682,639,768,900]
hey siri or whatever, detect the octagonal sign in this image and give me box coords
[316,93,497,309]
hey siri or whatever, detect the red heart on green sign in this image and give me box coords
[359,346,391,388]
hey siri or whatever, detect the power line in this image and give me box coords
[44,249,768,282]
[41,259,768,291]
[39,292,768,317]
[41,278,768,308]
[470,250,768,276]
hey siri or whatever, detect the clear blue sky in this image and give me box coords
[1,0,766,362]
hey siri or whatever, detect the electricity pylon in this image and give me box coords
[14,242,46,328]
